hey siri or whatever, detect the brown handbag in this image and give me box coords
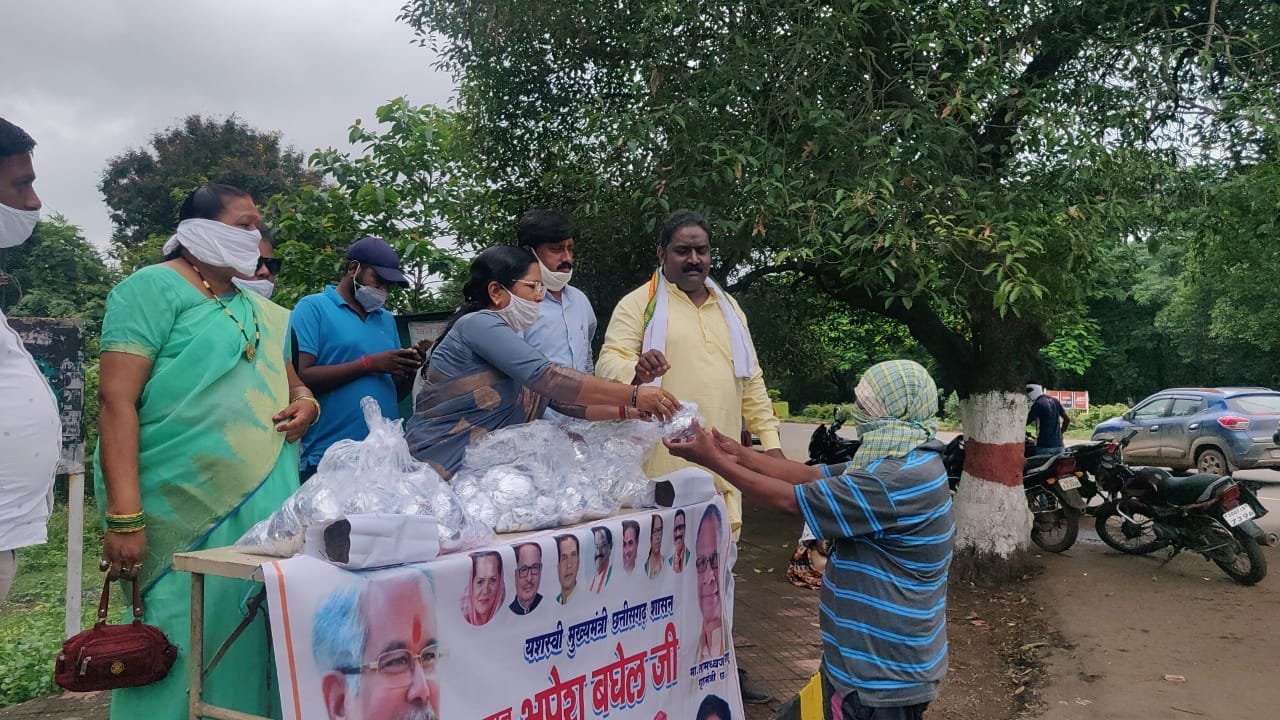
[54,575,178,692]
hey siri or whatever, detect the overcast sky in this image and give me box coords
[0,0,454,253]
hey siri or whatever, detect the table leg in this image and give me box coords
[189,571,204,720]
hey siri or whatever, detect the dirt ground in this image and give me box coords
[1031,536,1280,720]
[932,577,1046,720]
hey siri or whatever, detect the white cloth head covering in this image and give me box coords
[162,219,261,277]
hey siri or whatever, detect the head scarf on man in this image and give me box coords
[848,359,939,468]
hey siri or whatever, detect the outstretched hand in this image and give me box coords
[710,427,749,460]
[663,420,737,471]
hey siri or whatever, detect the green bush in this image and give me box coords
[798,403,853,422]
[1069,403,1130,431]
[0,499,102,707]
[940,392,961,421]
[0,602,64,705]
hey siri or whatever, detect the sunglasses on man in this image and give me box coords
[257,257,283,275]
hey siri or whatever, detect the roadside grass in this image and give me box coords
[0,499,103,707]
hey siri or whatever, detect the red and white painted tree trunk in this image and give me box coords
[952,391,1032,557]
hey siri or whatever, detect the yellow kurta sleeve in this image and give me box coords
[741,367,782,451]
[595,284,650,383]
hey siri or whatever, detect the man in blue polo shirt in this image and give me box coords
[291,237,422,481]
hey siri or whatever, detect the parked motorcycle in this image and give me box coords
[792,409,862,588]
[944,435,1086,553]
[806,408,860,466]
[1093,429,1274,585]
[1064,438,1108,511]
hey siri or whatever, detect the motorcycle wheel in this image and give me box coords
[1094,503,1168,555]
[1209,527,1268,586]
[1030,507,1080,553]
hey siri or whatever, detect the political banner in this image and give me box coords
[263,498,744,720]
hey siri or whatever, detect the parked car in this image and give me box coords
[1091,388,1280,474]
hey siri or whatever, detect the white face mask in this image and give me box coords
[495,291,542,333]
[353,268,389,312]
[0,202,40,248]
[537,257,573,292]
[161,219,261,277]
[232,277,275,299]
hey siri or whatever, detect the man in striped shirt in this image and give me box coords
[665,360,953,719]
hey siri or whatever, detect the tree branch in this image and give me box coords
[799,264,976,394]
[720,257,974,390]
[724,261,803,294]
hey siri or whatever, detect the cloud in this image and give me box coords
[0,0,454,251]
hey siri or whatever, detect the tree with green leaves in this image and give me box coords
[404,0,1280,566]
[99,115,318,270]
[738,273,930,409]
[0,214,117,343]
[1157,156,1280,386]
[267,99,463,312]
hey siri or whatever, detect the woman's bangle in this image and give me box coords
[107,525,146,534]
[630,386,639,408]
[292,394,322,418]
[618,406,628,420]
[106,511,146,533]
[361,355,373,372]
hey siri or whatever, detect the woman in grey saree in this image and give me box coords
[405,246,678,477]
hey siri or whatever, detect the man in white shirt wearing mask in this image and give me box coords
[0,118,61,601]
[289,236,422,481]
[517,209,597,387]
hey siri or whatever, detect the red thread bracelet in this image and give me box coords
[361,355,373,372]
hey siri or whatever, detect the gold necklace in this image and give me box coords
[188,261,260,361]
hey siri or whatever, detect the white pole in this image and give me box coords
[64,472,85,638]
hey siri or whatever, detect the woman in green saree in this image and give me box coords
[96,184,319,719]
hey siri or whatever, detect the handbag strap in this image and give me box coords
[95,575,145,623]
[130,577,144,621]
[96,576,112,622]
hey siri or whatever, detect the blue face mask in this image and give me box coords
[352,265,388,311]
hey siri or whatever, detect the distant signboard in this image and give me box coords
[9,317,86,474]
[1047,389,1089,412]
[396,311,453,420]
[405,317,451,351]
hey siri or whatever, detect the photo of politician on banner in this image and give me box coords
[262,497,744,720]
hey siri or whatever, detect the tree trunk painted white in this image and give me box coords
[952,390,1032,558]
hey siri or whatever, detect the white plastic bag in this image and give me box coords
[237,397,492,557]
[451,414,670,533]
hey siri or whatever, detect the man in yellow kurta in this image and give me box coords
[597,209,782,705]
[596,209,783,539]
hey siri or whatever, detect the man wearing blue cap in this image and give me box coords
[290,237,422,481]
